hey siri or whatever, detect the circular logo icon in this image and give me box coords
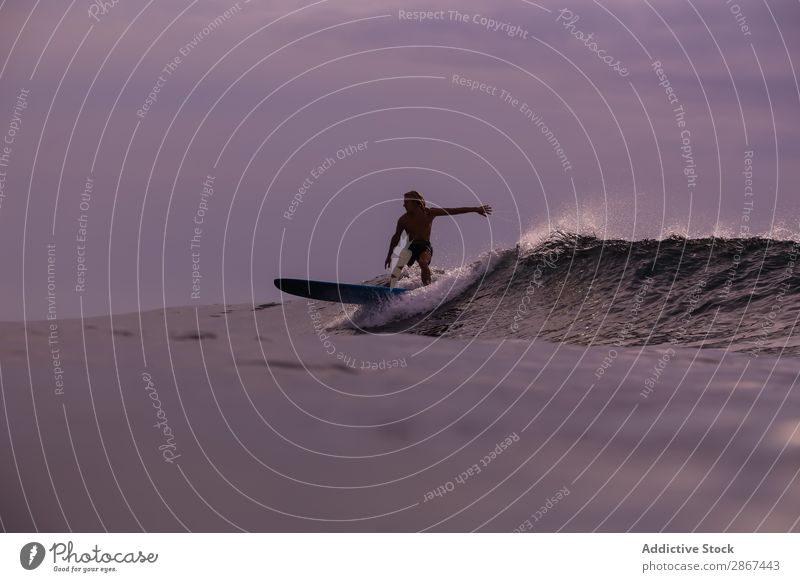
[20,542,46,570]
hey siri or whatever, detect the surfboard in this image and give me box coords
[274,278,407,304]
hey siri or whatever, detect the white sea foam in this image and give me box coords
[347,249,502,330]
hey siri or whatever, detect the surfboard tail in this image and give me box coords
[274,278,407,304]
[389,247,413,289]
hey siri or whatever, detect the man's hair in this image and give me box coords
[404,190,426,210]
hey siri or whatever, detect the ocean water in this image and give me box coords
[2,232,798,532]
[327,232,800,356]
[2,255,798,531]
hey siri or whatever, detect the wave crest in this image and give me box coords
[326,232,800,356]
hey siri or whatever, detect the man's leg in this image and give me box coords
[418,250,432,286]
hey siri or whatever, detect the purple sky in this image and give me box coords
[0,0,798,320]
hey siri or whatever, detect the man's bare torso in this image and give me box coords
[399,211,434,242]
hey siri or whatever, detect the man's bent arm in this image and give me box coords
[387,219,404,255]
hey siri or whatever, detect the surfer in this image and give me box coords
[384,190,492,286]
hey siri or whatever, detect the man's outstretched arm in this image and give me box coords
[430,205,492,217]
